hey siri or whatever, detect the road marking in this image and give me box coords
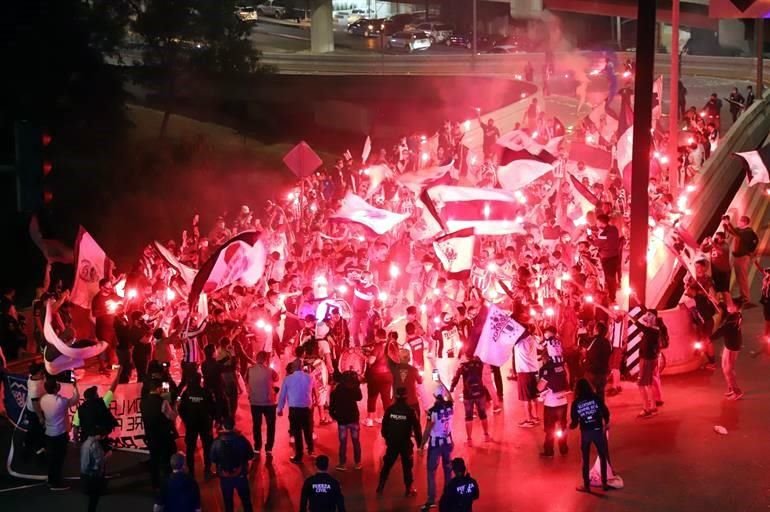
[253,29,309,42]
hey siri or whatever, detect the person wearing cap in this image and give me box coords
[377,387,422,497]
[388,347,423,421]
[80,425,111,512]
[438,458,479,512]
[300,454,346,512]
[155,452,201,512]
[277,360,315,463]
[210,417,254,512]
[247,351,279,457]
[420,384,455,510]
[449,355,490,446]
[74,367,120,442]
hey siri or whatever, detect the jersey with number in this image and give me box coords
[428,401,454,447]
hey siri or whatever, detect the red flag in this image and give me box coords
[283,141,323,178]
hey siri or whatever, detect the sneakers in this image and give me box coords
[335,464,347,472]
[420,503,437,511]
[365,418,375,427]
[728,390,745,400]
[405,487,418,497]
[254,449,261,456]
[484,434,492,443]
[493,406,503,414]
[518,420,536,428]
[375,417,383,424]
[638,409,654,418]
[289,457,303,464]
[354,462,362,470]
[540,451,554,458]
[724,390,734,396]
[265,450,273,457]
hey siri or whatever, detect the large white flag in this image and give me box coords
[70,227,114,310]
[474,304,528,366]
[589,103,619,143]
[424,185,526,235]
[398,161,454,194]
[330,193,409,235]
[736,146,770,187]
[409,200,444,241]
[153,241,198,287]
[433,228,475,279]
[497,158,554,191]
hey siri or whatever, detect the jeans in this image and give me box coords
[220,475,252,512]
[580,429,608,488]
[116,348,132,383]
[147,435,174,489]
[337,423,361,465]
[722,348,740,393]
[601,256,620,302]
[132,343,151,382]
[733,255,751,301]
[379,443,414,487]
[251,405,277,451]
[289,407,313,459]
[46,433,68,487]
[184,425,213,475]
[81,474,106,512]
[426,442,453,503]
[367,373,393,413]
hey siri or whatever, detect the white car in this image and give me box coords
[387,31,431,52]
[257,0,287,18]
[408,22,453,43]
[235,6,258,22]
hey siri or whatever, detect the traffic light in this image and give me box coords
[14,121,54,212]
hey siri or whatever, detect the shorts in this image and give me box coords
[463,396,488,421]
[609,347,624,370]
[712,269,730,293]
[517,372,538,401]
[637,358,657,387]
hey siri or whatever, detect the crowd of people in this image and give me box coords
[1,63,765,511]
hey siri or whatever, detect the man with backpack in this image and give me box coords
[723,215,759,304]
[210,418,254,512]
[449,355,491,446]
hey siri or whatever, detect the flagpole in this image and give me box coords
[628,0,656,308]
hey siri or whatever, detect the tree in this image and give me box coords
[133,0,268,136]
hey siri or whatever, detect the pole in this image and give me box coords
[629,1,656,308]
[616,16,621,48]
[757,19,764,96]
[668,0,680,197]
[472,0,478,57]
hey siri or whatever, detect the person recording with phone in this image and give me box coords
[141,378,178,490]
[40,375,80,490]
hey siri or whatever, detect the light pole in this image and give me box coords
[629,0,656,307]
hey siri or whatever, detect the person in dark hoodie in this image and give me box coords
[329,370,363,471]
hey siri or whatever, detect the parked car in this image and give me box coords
[445,32,496,50]
[408,22,453,43]
[347,19,385,37]
[235,5,258,22]
[387,31,431,52]
[257,0,287,18]
[385,12,418,32]
[486,44,527,55]
[492,35,533,52]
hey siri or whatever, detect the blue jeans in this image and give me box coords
[220,475,252,512]
[338,423,361,465]
[426,442,453,503]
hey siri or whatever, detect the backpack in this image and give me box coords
[657,318,670,349]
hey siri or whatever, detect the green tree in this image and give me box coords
[133,0,268,136]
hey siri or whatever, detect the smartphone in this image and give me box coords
[161,362,170,369]
[69,373,77,384]
[431,369,440,383]
[162,382,170,393]
[111,364,120,370]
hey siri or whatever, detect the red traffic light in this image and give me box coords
[42,133,52,147]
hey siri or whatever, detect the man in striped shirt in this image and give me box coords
[180,316,207,391]
[420,385,454,510]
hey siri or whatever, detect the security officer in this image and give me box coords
[178,372,215,479]
[140,378,177,490]
[438,458,480,512]
[210,417,254,512]
[377,387,422,497]
[300,454,346,512]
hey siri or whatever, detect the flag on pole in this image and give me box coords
[433,228,475,280]
[362,136,372,163]
[474,304,528,366]
[189,231,266,306]
[588,103,619,144]
[70,227,114,310]
[330,193,409,235]
[29,215,73,264]
[736,146,770,187]
[153,241,198,287]
[497,158,554,191]
[423,185,525,235]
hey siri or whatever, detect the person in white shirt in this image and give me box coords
[513,334,541,428]
[39,377,80,490]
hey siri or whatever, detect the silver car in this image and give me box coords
[387,31,431,52]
